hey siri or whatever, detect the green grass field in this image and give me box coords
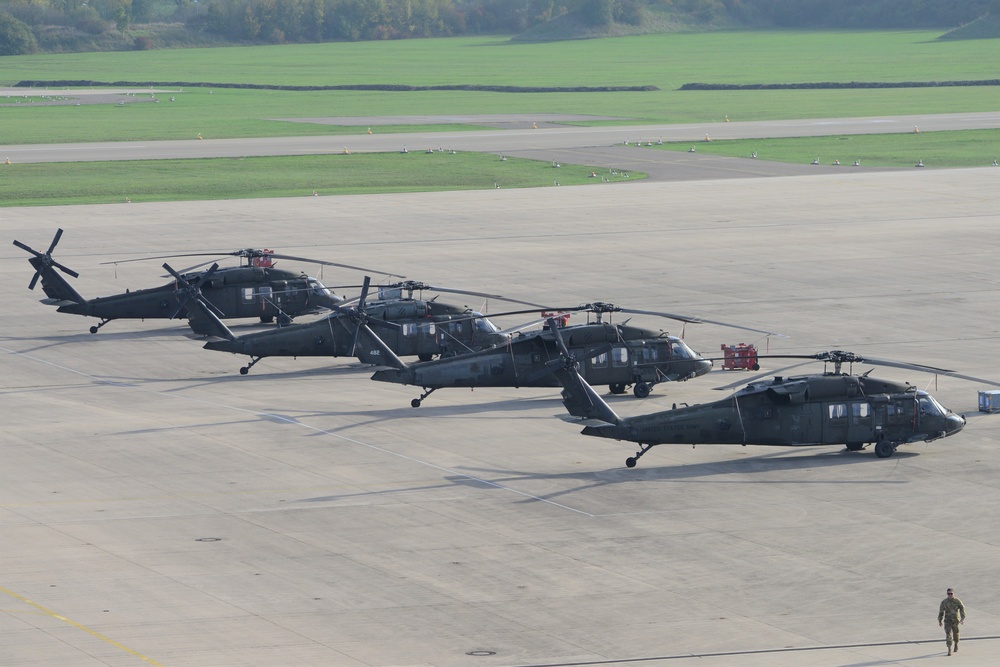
[1,30,997,206]
[0,152,633,207]
[659,129,1000,168]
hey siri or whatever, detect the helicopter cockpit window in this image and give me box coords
[473,315,498,334]
[641,347,658,363]
[612,347,629,367]
[670,341,696,359]
[918,393,946,416]
[307,278,332,297]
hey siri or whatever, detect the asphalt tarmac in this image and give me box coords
[3,122,1000,666]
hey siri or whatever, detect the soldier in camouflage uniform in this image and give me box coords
[938,588,966,655]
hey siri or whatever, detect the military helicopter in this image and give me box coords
[197,278,550,375]
[549,331,998,467]
[13,229,395,334]
[367,302,779,407]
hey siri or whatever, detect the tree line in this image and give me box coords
[1,0,997,56]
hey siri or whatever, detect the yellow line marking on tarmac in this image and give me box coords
[0,586,166,666]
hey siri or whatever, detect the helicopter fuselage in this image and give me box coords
[583,374,967,453]
[204,299,507,363]
[48,266,338,325]
[372,322,712,398]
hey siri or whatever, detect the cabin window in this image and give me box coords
[828,403,847,419]
[612,347,629,367]
[641,347,658,363]
[242,287,254,303]
[590,352,608,368]
[851,402,871,425]
[420,322,436,336]
[402,323,417,337]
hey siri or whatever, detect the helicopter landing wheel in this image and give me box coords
[609,383,627,395]
[874,439,896,458]
[633,382,651,399]
[89,319,111,334]
[626,444,653,468]
[239,356,262,375]
[418,353,433,362]
[411,387,436,408]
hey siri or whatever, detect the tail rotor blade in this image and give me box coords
[15,229,79,289]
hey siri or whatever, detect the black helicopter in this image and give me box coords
[13,229,394,334]
[367,302,779,407]
[549,331,996,467]
[198,278,547,374]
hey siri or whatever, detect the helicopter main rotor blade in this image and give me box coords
[381,280,550,309]
[266,253,402,278]
[616,306,783,335]
[103,252,225,265]
[713,360,817,390]
[106,249,403,279]
[711,350,968,391]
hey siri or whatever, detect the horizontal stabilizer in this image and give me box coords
[40,298,78,307]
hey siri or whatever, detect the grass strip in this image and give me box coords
[0,152,640,207]
[656,129,1000,168]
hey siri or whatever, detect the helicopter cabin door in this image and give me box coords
[823,400,874,445]
[846,401,874,445]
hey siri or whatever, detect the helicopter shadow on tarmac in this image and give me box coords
[1,326,206,355]
[449,448,914,507]
[291,448,914,509]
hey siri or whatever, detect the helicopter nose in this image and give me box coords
[947,412,966,435]
[695,358,713,377]
[319,293,342,309]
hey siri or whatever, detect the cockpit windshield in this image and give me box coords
[670,340,696,360]
[308,278,333,297]
[472,313,499,333]
[917,391,947,416]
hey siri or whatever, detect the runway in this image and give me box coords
[4,132,1000,664]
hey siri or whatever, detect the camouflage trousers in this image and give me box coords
[944,619,961,647]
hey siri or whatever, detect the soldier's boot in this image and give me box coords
[947,642,952,656]
[954,640,958,653]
